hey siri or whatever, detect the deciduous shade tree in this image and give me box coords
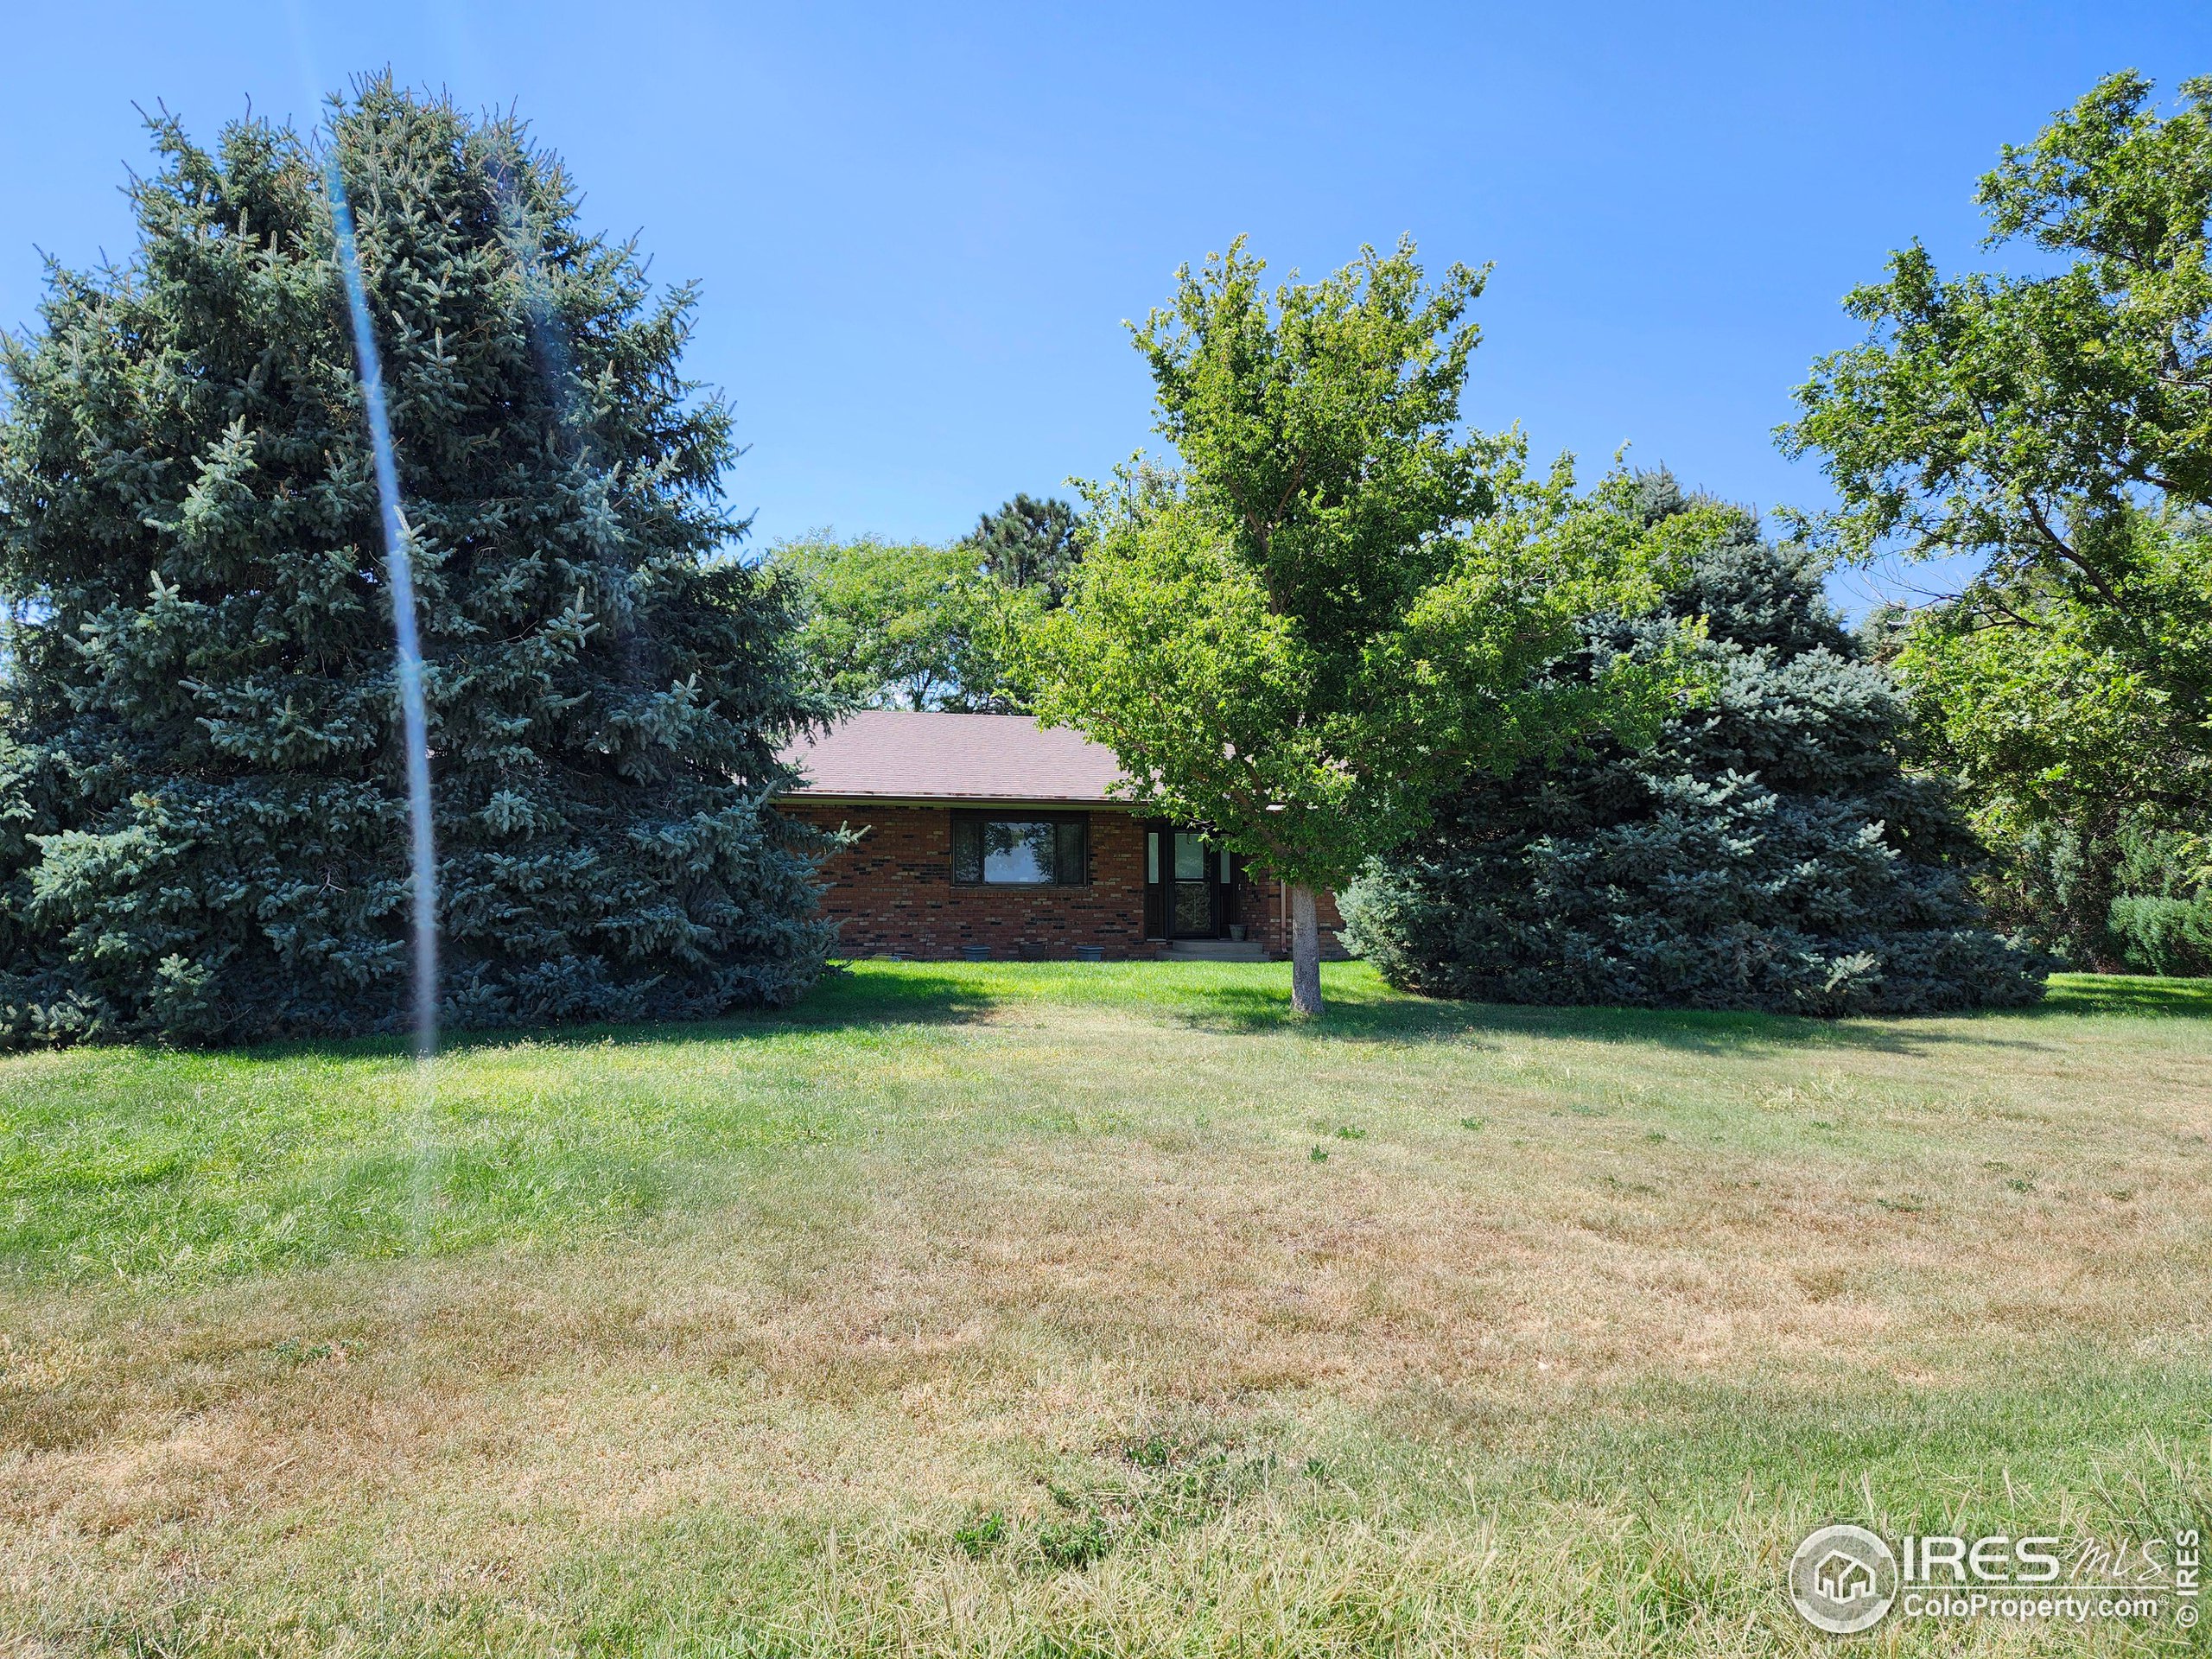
[1033,239,1700,1014]
[768,494,1083,715]
[770,533,981,711]
[1341,480,2049,1015]
[0,80,831,1046]
[1783,71,2212,848]
[1880,512,2212,970]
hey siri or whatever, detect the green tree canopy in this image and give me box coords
[963,493,1083,608]
[1878,515,2212,971]
[0,80,830,1045]
[1783,72,2212,834]
[1786,70,2212,575]
[770,499,1073,714]
[770,533,981,710]
[1033,238,1703,1013]
[1889,512,2212,827]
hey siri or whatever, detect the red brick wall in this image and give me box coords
[782,802,1351,962]
[784,804,1160,960]
[1238,870,1350,960]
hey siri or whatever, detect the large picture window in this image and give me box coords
[950,812,1089,887]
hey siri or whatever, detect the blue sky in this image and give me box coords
[3,3,2207,613]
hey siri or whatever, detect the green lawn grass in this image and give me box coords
[3,963,2208,1655]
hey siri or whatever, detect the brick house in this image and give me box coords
[779,710,1345,962]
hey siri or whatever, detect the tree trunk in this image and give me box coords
[1288,882,1324,1017]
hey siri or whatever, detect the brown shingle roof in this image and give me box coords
[779,710,1130,805]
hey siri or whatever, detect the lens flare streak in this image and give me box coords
[327,159,439,1060]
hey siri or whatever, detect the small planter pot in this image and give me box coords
[1228,925,1247,943]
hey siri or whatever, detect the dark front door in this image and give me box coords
[1143,823,1233,940]
[1169,829,1219,938]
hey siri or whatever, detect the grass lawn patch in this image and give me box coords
[3,963,2208,1654]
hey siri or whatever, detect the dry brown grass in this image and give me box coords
[2,964,2208,1654]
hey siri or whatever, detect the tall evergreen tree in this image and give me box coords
[963,493,1083,608]
[0,81,830,1046]
[1342,478,2048,1015]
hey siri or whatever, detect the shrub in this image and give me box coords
[1342,477,2049,1015]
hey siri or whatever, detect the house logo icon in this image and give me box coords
[1815,1550,1875,1602]
[1789,1524,1898,1633]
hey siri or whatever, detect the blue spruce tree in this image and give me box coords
[0,81,830,1045]
[1342,476,2048,1015]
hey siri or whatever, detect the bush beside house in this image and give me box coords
[1342,480,2050,1015]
